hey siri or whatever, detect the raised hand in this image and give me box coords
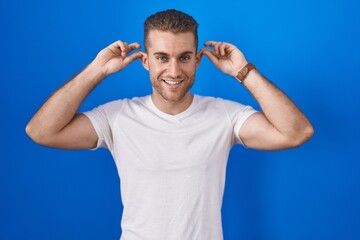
[200,41,248,77]
[25,40,143,150]
[93,40,143,76]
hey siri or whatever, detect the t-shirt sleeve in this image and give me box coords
[221,99,258,146]
[83,102,117,150]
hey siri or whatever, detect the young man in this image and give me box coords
[26,9,313,240]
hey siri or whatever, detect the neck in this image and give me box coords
[151,93,194,115]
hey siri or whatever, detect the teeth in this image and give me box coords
[164,80,181,85]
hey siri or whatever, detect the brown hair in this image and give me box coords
[144,9,199,51]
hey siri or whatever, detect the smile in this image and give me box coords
[163,80,183,85]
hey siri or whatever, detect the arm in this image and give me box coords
[25,41,142,149]
[200,41,314,150]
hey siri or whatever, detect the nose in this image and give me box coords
[168,60,182,78]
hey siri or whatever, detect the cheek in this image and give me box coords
[149,67,159,80]
[184,65,197,76]
[149,63,167,80]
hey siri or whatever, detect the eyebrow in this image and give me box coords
[153,51,194,56]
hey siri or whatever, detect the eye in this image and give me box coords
[156,56,168,62]
[180,56,191,62]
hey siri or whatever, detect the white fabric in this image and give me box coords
[84,95,257,240]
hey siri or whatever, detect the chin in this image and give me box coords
[161,93,189,103]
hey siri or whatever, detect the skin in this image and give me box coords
[25,29,314,151]
[200,42,314,150]
[140,30,201,115]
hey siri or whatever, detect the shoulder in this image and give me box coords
[94,95,149,111]
[193,95,257,120]
[194,94,224,106]
[194,94,247,109]
[83,95,150,121]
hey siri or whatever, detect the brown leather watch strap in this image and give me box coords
[235,63,256,83]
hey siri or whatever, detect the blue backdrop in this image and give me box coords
[1,0,359,239]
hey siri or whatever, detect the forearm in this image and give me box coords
[26,61,105,140]
[242,69,313,142]
[201,41,313,148]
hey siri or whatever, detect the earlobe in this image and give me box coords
[140,52,149,71]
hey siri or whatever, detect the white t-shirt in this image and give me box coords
[84,95,257,240]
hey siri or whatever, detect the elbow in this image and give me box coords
[303,123,315,142]
[25,122,52,146]
[289,124,314,148]
[25,122,41,144]
[25,122,35,140]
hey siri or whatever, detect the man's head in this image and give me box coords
[140,10,202,109]
[144,9,199,52]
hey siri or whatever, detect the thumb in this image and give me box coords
[201,48,219,65]
[123,51,142,66]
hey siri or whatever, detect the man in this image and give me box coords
[26,9,313,240]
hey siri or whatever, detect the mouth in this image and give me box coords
[162,79,184,87]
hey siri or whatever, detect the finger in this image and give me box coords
[121,42,129,57]
[221,42,234,57]
[216,42,232,57]
[205,41,231,57]
[203,46,221,60]
[110,40,128,57]
[122,42,141,57]
[128,42,141,52]
[201,48,219,65]
[107,40,123,55]
[204,41,218,47]
[123,51,142,66]
[212,42,221,56]
[217,42,229,57]
[203,41,220,56]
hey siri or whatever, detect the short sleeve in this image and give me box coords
[83,102,117,150]
[221,99,258,146]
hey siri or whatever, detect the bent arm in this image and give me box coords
[201,41,313,150]
[25,41,142,149]
[25,63,104,149]
[239,69,314,150]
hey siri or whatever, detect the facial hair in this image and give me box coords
[150,74,195,103]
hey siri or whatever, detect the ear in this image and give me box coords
[140,51,149,71]
[195,50,203,69]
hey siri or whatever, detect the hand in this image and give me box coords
[200,41,248,77]
[93,40,143,76]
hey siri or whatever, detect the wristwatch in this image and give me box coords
[235,63,256,83]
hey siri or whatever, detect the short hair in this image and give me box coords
[144,9,199,51]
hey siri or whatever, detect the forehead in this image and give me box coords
[146,30,196,54]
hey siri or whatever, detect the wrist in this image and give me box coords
[234,62,256,84]
[89,60,108,78]
[83,61,107,84]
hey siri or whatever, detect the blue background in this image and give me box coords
[1,0,360,239]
